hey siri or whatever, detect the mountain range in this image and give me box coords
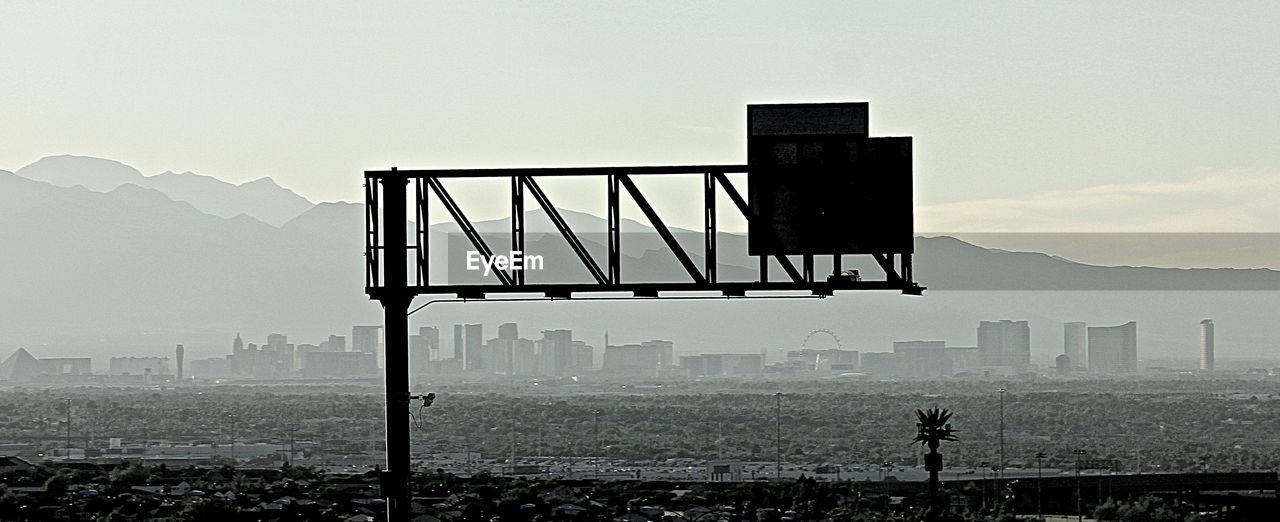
[15,155,313,227]
[4,156,1280,363]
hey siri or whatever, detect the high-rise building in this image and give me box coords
[301,351,378,378]
[321,334,346,352]
[1200,319,1215,371]
[352,326,382,354]
[409,330,433,379]
[418,327,440,361]
[1086,321,1138,373]
[717,353,764,376]
[453,324,464,361]
[572,340,594,371]
[860,352,907,376]
[642,340,674,369]
[681,353,764,377]
[263,334,294,374]
[189,357,230,379]
[1063,322,1088,370]
[352,325,383,367]
[511,338,538,375]
[109,357,171,376]
[977,320,1031,367]
[540,329,574,376]
[230,333,249,377]
[786,348,860,372]
[498,323,519,341]
[945,346,979,371]
[175,344,185,381]
[1055,354,1071,375]
[602,339,673,375]
[892,341,951,377]
[485,337,514,376]
[462,324,484,371]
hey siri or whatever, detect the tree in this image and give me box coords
[108,462,152,489]
[43,471,71,497]
[912,408,958,521]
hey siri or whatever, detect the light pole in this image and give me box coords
[62,398,72,459]
[996,387,1006,481]
[774,392,782,480]
[538,405,546,459]
[593,409,601,479]
[287,424,299,463]
[1035,451,1047,521]
[979,462,988,509]
[510,408,517,475]
[1074,449,1087,522]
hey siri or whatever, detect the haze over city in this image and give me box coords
[3,2,1280,521]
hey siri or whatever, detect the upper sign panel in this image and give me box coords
[747,102,913,256]
[749,102,868,136]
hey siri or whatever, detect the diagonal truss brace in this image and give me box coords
[426,177,515,286]
[711,172,804,283]
[616,174,708,285]
[521,176,610,285]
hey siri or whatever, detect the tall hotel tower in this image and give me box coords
[1200,319,1215,371]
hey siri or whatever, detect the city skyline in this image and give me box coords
[3,3,1277,520]
[7,315,1245,384]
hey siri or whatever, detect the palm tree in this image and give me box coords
[912,408,958,519]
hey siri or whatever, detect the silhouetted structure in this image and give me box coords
[912,408,958,520]
[362,101,922,521]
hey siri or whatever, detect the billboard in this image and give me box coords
[747,102,913,255]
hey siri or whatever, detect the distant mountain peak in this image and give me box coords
[242,176,280,187]
[13,155,315,227]
[17,155,144,192]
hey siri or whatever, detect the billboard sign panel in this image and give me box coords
[747,102,912,255]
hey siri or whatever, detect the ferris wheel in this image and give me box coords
[800,329,842,350]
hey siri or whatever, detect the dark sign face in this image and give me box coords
[747,103,913,256]
[750,103,868,136]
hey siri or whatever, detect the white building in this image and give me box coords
[1200,319,1214,371]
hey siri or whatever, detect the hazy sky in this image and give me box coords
[3,2,1278,231]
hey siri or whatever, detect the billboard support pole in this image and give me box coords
[378,171,413,522]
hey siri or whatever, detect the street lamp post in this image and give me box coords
[287,424,299,463]
[774,392,782,480]
[979,463,988,509]
[538,408,546,459]
[1035,451,1047,521]
[62,398,72,459]
[592,409,601,479]
[1074,449,1088,522]
[996,388,1006,482]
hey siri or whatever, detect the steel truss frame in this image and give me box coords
[365,164,923,299]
